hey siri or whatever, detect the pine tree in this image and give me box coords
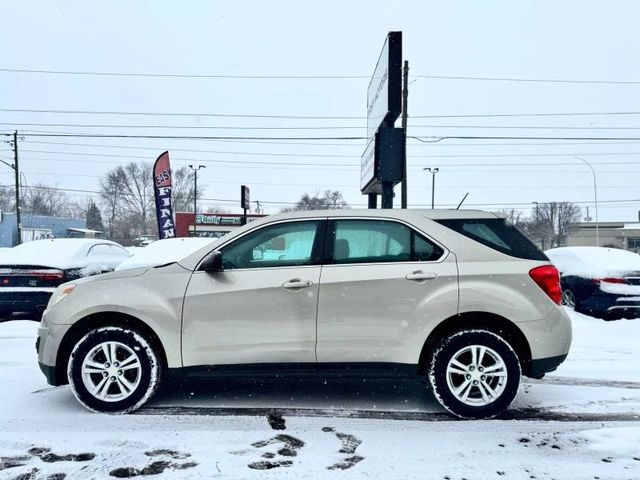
[86,201,105,232]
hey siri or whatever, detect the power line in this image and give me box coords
[0,122,364,131]
[7,121,640,131]
[6,107,640,119]
[415,74,640,85]
[0,68,369,79]
[3,68,640,85]
[19,147,640,161]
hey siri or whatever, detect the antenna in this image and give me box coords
[456,192,469,210]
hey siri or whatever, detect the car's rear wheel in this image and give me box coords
[428,330,521,419]
[67,327,162,414]
[562,288,576,308]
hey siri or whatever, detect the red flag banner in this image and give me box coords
[153,151,176,238]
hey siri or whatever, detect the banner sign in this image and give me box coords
[153,151,176,238]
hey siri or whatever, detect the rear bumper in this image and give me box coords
[579,292,640,319]
[528,353,568,379]
[0,290,53,315]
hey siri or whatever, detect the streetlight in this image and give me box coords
[423,167,439,209]
[188,164,206,236]
[574,156,599,247]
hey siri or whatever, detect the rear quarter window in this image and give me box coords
[436,218,548,261]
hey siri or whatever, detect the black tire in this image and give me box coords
[67,327,162,414]
[428,330,521,419]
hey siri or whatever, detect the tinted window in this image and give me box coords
[436,218,547,261]
[331,220,443,264]
[221,221,320,269]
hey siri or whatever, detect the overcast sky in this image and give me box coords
[1,0,640,221]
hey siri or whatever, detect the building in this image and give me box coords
[0,212,88,247]
[566,222,640,252]
[175,212,266,238]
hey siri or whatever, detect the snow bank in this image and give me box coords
[116,238,213,271]
[545,246,640,278]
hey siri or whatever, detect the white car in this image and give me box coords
[37,210,571,418]
[0,239,130,320]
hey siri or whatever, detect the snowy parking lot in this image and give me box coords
[1,309,639,479]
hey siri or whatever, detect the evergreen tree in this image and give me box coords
[86,200,105,232]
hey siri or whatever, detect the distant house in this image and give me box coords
[0,211,89,247]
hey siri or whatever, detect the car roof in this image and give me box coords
[257,208,500,222]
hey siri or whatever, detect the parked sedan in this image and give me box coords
[0,239,130,320]
[546,246,640,319]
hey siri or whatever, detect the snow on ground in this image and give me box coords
[1,309,639,479]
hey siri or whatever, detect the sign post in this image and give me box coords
[241,185,250,225]
[361,31,404,209]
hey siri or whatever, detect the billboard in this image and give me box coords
[366,31,402,141]
[153,151,176,239]
[362,31,404,196]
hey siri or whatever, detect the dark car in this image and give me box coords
[0,239,130,321]
[546,246,640,320]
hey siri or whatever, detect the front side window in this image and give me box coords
[331,220,444,264]
[221,221,321,269]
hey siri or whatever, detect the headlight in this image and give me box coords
[49,284,76,308]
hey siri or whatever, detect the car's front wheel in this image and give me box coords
[429,330,521,419]
[67,327,162,414]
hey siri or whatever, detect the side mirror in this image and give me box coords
[201,250,223,272]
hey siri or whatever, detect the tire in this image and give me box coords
[428,330,521,419]
[67,327,162,414]
[561,288,576,309]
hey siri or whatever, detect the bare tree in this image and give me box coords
[498,208,527,228]
[525,202,581,248]
[172,166,204,212]
[100,167,128,238]
[0,185,14,212]
[283,190,348,212]
[22,183,69,217]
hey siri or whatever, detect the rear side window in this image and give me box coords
[436,218,547,261]
[330,220,444,264]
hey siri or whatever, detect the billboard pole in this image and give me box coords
[401,60,409,209]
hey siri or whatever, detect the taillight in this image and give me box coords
[26,269,64,281]
[529,265,562,305]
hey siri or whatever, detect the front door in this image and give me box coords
[182,219,325,367]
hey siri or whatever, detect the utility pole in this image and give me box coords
[188,165,205,236]
[13,131,21,245]
[423,167,439,209]
[401,60,409,209]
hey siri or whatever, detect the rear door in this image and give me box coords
[316,218,458,364]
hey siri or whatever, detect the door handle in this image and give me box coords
[282,279,314,290]
[405,271,437,282]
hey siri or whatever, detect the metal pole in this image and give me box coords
[13,131,21,245]
[574,157,599,247]
[189,165,206,237]
[423,167,439,209]
[401,60,409,209]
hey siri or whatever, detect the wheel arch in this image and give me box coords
[418,312,533,377]
[54,312,168,386]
